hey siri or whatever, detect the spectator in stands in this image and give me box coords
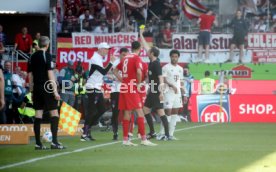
[0,42,4,60]
[256,0,268,15]
[80,0,89,7]
[82,20,92,32]
[160,22,174,48]
[0,63,5,123]
[59,61,75,107]
[20,71,28,88]
[271,0,276,17]
[254,18,268,32]
[0,25,5,59]
[85,0,96,14]
[163,0,174,9]
[227,10,248,63]
[93,22,108,33]
[3,61,19,124]
[11,66,27,119]
[271,15,276,32]
[14,27,33,56]
[65,0,80,16]
[124,16,136,32]
[164,5,180,26]
[196,9,217,63]
[79,9,94,21]
[0,25,6,45]
[32,32,41,53]
[63,9,79,32]
[12,67,25,90]
[143,19,155,37]
[94,1,105,16]
[79,9,94,32]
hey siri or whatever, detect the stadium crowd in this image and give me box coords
[0,0,275,148]
[56,0,276,46]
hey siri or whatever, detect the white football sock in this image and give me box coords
[169,114,178,137]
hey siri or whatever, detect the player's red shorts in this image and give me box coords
[139,92,146,107]
[119,92,142,110]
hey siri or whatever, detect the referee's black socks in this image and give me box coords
[145,114,155,134]
[34,118,42,145]
[51,116,59,144]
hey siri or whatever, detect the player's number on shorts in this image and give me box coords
[123,59,129,73]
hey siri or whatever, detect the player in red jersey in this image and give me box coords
[114,41,156,146]
[128,56,148,139]
[195,9,217,63]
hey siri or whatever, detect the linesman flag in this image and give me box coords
[182,0,207,19]
[59,102,81,136]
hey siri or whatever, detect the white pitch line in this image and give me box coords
[175,122,217,132]
[0,123,216,170]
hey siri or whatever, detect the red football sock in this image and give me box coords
[129,114,135,134]
[137,117,146,140]
[123,119,130,141]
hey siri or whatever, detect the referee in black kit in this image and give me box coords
[139,28,170,140]
[28,36,65,150]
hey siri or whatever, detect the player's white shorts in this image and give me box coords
[164,92,182,109]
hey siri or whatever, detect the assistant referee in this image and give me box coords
[28,36,65,150]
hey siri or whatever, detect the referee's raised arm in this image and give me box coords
[139,27,150,53]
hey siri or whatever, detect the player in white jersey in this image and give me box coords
[159,50,184,140]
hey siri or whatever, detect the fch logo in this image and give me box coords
[201,104,229,122]
[197,95,231,123]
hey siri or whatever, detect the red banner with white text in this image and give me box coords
[72,32,138,48]
[57,48,97,70]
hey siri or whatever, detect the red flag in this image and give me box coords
[182,0,207,19]
[104,0,124,29]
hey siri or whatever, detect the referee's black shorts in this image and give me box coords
[33,86,58,111]
[230,34,245,47]
[144,92,163,110]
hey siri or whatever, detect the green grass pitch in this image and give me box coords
[1,123,276,172]
[188,63,276,80]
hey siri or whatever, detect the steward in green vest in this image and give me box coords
[18,92,35,120]
[32,32,40,53]
[199,70,215,94]
[73,64,88,118]
[74,74,86,95]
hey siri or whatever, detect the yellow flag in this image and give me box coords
[58,102,81,136]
